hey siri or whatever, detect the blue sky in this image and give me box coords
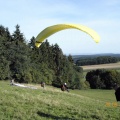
[0,0,120,55]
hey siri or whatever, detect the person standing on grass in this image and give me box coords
[113,83,120,101]
[10,78,15,85]
[41,82,45,88]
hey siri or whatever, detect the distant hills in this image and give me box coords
[72,53,120,62]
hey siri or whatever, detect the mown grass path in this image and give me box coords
[0,81,120,120]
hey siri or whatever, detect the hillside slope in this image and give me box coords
[0,81,120,120]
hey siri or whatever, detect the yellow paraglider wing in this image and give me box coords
[35,24,100,47]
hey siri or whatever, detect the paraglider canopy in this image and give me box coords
[35,23,100,47]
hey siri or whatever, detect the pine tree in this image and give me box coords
[12,24,25,43]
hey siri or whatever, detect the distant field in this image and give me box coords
[82,62,120,71]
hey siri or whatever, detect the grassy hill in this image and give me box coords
[0,81,120,120]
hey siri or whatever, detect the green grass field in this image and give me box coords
[0,81,120,120]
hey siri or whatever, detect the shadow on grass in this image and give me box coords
[37,111,75,120]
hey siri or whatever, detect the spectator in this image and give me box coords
[10,79,14,85]
[41,82,45,88]
[113,83,120,101]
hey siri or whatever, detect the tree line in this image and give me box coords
[0,25,84,89]
[76,56,120,66]
[86,69,120,89]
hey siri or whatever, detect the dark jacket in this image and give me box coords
[115,87,120,101]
